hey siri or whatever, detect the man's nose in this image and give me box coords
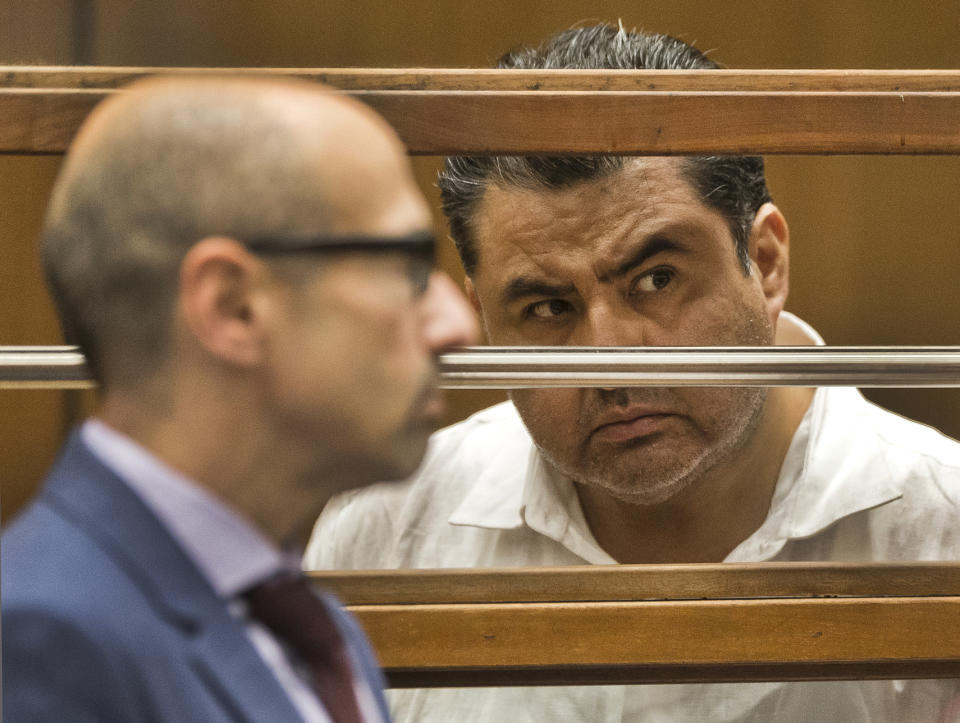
[573,303,648,348]
[420,271,480,352]
[574,303,649,392]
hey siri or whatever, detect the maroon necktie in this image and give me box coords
[244,572,364,723]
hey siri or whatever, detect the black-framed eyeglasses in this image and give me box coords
[243,229,436,295]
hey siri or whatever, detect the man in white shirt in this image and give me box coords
[2,76,477,721]
[305,24,960,722]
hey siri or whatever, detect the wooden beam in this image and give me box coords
[4,66,960,91]
[310,565,960,686]
[311,562,960,604]
[0,89,101,154]
[3,88,960,155]
[359,597,960,686]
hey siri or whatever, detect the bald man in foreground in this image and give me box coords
[1,77,476,721]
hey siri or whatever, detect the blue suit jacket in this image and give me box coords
[2,434,391,722]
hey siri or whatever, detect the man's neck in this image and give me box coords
[97,384,334,548]
[574,385,815,564]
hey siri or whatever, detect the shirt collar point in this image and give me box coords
[786,488,904,541]
[447,507,524,530]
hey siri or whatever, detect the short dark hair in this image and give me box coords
[438,23,772,276]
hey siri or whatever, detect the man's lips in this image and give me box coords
[590,410,676,443]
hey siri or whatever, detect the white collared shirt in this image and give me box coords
[305,313,960,722]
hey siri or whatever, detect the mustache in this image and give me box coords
[576,387,681,427]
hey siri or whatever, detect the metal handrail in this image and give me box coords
[5,345,960,389]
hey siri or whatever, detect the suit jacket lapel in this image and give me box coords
[189,609,304,722]
[42,433,303,722]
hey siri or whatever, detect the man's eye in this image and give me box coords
[528,299,573,319]
[634,267,675,293]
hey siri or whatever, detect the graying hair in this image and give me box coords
[438,23,772,276]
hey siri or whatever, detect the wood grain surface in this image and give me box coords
[308,564,960,686]
[311,562,960,604]
[3,86,959,155]
[358,596,960,686]
[5,67,960,91]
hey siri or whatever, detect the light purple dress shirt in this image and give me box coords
[81,419,384,723]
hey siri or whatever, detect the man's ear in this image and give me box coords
[179,237,268,367]
[748,203,790,326]
[463,275,482,315]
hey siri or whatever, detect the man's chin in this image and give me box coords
[584,473,701,507]
[563,448,710,507]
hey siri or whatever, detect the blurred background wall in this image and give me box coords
[2,0,959,521]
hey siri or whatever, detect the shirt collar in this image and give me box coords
[520,449,617,564]
[727,315,903,558]
[447,403,529,530]
[448,436,614,563]
[446,459,526,529]
[727,385,903,560]
[444,312,904,562]
[81,419,288,597]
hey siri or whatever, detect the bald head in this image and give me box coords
[43,76,428,388]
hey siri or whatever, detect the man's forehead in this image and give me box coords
[475,158,702,228]
[304,134,430,237]
[470,158,716,265]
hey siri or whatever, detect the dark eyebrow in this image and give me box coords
[500,277,577,306]
[498,235,689,305]
[598,236,689,283]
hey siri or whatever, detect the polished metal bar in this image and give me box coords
[442,347,960,388]
[4,345,960,389]
[0,346,95,389]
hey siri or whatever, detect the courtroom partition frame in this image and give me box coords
[3,67,960,688]
[310,563,960,687]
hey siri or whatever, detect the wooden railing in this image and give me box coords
[2,67,960,155]
[312,563,960,687]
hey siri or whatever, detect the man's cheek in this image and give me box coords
[511,388,582,437]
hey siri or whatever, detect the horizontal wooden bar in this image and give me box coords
[360,91,960,155]
[354,597,960,686]
[0,89,101,154]
[315,566,960,686]
[3,88,960,155]
[310,562,960,605]
[5,66,960,92]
